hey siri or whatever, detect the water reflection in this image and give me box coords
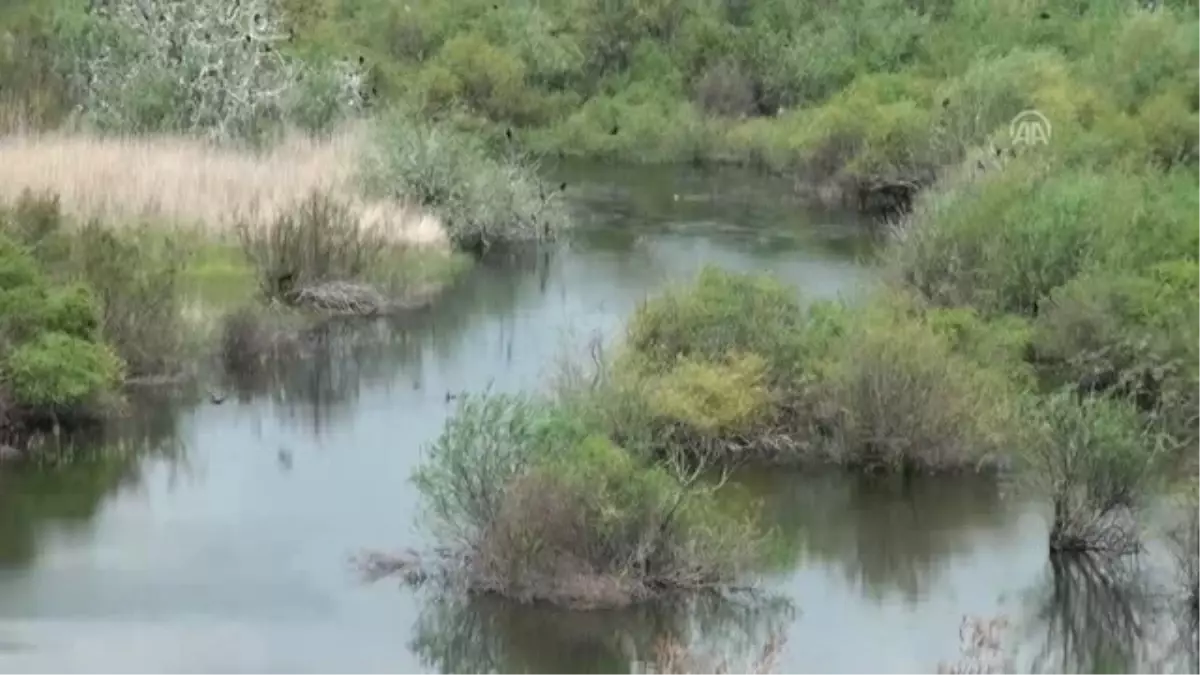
[0,389,187,568]
[1017,552,1166,672]
[410,589,794,674]
[733,469,1019,604]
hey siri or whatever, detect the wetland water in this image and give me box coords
[0,163,1193,673]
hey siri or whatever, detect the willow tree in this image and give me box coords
[69,0,364,142]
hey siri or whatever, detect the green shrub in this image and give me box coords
[624,266,820,386]
[360,112,569,253]
[893,164,1195,317]
[926,306,1035,386]
[1032,266,1199,448]
[646,352,772,438]
[4,332,122,409]
[413,392,764,607]
[424,33,538,124]
[71,221,188,378]
[1020,390,1169,554]
[820,295,1020,473]
[1,193,189,377]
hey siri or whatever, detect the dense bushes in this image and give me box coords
[412,392,765,608]
[1,192,189,378]
[359,112,570,253]
[0,232,122,420]
[246,0,1198,194]
[573,266,1024,473]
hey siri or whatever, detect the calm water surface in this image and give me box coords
[0,163,1193,673]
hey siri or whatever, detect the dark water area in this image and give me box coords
[0,163,1193,673]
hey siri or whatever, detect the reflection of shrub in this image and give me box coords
[412,393,763,608]
[1021,391,1167,554]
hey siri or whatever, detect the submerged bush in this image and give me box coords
[1021,391,1168,555]
[359,112,569,254]
[412,392,764,608]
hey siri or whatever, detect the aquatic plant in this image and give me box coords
[819,293,1019,474]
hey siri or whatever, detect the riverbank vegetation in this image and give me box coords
[0,0,570,446]
[5,0,1195,614]
[256,0,1199,212]
[374,0,1200,606]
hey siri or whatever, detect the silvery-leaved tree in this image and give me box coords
[68,0,365,143]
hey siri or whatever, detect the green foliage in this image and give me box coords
[893,164,1196,317]
[359,112,569,253]
[421,32,540,124]
[0,3,73,132]
[412,392,561,549]
[1021,390,1169,553]
[624,266,818,386]
[1,192,188,377]
[4,332,122,409]
[0,221,124,412]
[646,352,772,438]
[413,391,762,605]
[820,295,1020,473]
[1032,266,1199,449]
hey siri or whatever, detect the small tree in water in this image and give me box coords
[1021,390,1169,555]
[68,0,364,142]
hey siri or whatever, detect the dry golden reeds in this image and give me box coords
[0,125,447,247]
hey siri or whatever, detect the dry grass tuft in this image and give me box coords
[0,126,447,247]
[652,630,785,674]
[937,615,1013,674]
